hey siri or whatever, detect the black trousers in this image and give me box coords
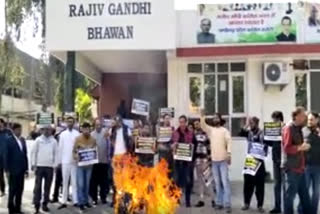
[243,161,266,207]
[33,167,54,207]
[174,161,194,204]
[273,161,282,210]
[8,171,25,213]
[52,166,62,200]
[90,163,109,202]
[0,164,5,193]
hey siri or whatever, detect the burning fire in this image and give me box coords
[113,155,181,214]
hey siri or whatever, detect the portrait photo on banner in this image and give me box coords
[196,3,297,45]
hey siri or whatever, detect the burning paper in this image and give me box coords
[113,155,181,214]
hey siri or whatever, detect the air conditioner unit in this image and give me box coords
[263,62,290,85]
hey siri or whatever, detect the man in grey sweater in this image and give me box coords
[31,125,58,214]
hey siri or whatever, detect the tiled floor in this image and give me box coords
[0,176,279,214]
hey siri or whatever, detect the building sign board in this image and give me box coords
[46,0,175,50]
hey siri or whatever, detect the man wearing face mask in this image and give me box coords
[240,117,268,213]
[200,110,232,213]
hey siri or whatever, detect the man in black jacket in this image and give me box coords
[4,123,28,214]
[0,118,10,197]
[268,111,284,214]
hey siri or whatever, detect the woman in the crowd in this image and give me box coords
[200,110,232,213]
[156,114,174,178]
[193,119,211,208]
[298,112,320,214]
[267,111,284,214]
[172,115,194,207]
[240,117,268,213]
[135,123,155,167]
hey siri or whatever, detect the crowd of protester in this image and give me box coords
[0,106,319,214]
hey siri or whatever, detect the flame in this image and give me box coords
[113,155,181,214]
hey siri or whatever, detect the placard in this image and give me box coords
[242,155,262,176]
[135,137,156,154]
[157,127,173,143]
[248,142,267,160]
[78,148,98,166]
[202,163,214,187]
[159,107,175,118]
[174,143,194,162]
[103,119,113,128]
[46,0,175,50]
[36,112,54,126]
[131,99,150,116]
[123,119,134,129]
[264,122,282,141]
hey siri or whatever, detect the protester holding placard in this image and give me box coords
[200,110,232,213]
[31,125,58,214]
[172,115,194,208]
[239,117,268,213]
[156,114,174,178]
[135,124,155,167]
[58,116,80,210]
[267,111,284,214]
[73,122,97,211]
[193,119,212,208]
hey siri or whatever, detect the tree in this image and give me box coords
[75,88,93,124]
[0,38,24,113]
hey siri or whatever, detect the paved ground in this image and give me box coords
[0,175,279,214]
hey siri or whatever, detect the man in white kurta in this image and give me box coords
[58,116,80,209]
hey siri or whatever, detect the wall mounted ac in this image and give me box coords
[263,62,290,90]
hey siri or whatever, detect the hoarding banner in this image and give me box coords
[304,3,320,43]
[135,137,156,154]
[131,99,150,116]
[46,0,175,50]
[264,122,282,141]
[196,3,297,44]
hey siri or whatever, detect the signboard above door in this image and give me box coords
[46,0,175,51]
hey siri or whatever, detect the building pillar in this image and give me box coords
[63,51,76,112]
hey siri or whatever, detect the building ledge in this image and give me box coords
[177,44,320,57]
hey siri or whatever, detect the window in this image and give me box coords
[188,61,246,135]
[188,64,202,73]
[189,76,201,112]
[204,75,216,114]
[295,73,307,108]
[232,76,245,113]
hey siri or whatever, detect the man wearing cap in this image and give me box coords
[58,116,80,209]
[31,125,58,213]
